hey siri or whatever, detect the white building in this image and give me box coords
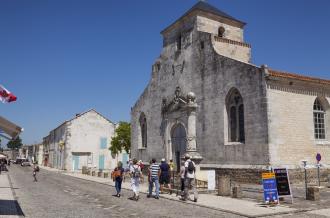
[43,109,126,172]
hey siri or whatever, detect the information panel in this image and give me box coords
[262,172,279,203]
[274,168,291,196]
[207,170,216,190]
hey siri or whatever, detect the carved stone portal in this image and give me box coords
[162,87,202,165]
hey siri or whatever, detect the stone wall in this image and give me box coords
[211,35,251,63]
[215,168,266,184]
[66,110,116,171]
[131,17,270,168]
[267,78,330,167]
[196,16,243,42]
[288,168,330,184]
[215,168,330,184]
[191,31,269,166]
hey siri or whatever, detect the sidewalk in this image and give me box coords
[0,172,24,218]
[40,166,298,217]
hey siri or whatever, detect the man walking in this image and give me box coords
[33,164,39,182]
[159,158,171,194]
[182,155,198,202]
[147,158,160,199]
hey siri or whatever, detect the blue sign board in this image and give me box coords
[316,153,321,162]
[262,173,279,203]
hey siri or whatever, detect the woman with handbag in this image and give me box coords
[112,161,124,197]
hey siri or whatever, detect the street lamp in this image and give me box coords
[302,160,308,199]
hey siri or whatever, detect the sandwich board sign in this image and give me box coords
[274,168,293,203]
[262,172,279,204]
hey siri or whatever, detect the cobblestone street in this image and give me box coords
[8,165,242,218]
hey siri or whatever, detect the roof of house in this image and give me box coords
[268,69,330,85]
[161,1,245,34]
[50,109,114,132]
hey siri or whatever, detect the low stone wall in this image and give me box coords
[287,168,330,184]
[216,168,265,184]
[215,168,330,184]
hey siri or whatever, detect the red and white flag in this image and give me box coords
[0,85,17,103]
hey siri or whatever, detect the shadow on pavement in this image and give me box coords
[0,199,25,216]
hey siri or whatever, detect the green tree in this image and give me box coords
[7,136,23,150]
[110,122,131,155]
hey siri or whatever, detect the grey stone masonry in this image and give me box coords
[131,2,330,183]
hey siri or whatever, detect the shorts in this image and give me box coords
[160,175,170,184]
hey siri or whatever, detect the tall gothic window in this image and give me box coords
[176,34,182,51]
[226,88,245,143]
[313,98,326,140]
[139,113,147,148]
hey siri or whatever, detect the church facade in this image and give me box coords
[131,2,330,182]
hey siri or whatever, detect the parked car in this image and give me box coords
[14,158,25,164]
[20,159,31,167]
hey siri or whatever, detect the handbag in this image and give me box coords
[111,170,121,180]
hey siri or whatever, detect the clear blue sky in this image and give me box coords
[1,0,329,145]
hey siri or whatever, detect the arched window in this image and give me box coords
[218,26,225,38]
[313,98,326,140]
[226,88,245,142]
[139,113,147,148]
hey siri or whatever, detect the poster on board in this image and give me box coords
[274,168,291,196]
[207,170,216,190]
[262,172,279,204]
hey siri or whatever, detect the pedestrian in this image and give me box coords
[124,159,133,182]
[33,164,39,182]
[138,160,145,183]
[179,160,186,196]
[159,158,172,194]
[147,158,160,199]
[129,158,141,201]
[182,155,198,202]
[169,159,175,190]
[112,161,124,197]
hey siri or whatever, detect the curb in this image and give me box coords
[7,173,25,217]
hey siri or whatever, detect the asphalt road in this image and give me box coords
[8,165,243,218]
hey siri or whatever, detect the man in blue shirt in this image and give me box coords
[159,158,172,194]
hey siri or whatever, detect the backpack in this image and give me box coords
[132,166,141,178]
[35,166,40,172]
[139,163,144,171]
[187,161,195,173]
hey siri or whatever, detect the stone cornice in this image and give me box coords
[214,35,251,48]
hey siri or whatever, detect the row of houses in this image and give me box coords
[24,109,128,172]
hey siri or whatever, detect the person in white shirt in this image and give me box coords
[129,158,141,201]
[182,155,198,202]
[179,160,185,196]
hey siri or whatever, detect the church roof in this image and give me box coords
[161,1,245,34]
[268,69,330,85]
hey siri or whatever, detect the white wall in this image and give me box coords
[64,110,116,171]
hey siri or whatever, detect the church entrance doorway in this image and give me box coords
[171,123,187,172]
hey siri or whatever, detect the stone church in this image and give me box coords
[131,2,330,182]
